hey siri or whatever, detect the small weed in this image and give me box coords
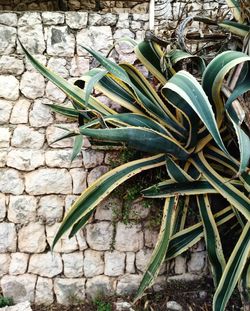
[0,296,14,308]
[94,298,112,311]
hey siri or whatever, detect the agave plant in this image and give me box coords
[21,4,250,311]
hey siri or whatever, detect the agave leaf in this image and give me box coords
[46,104,79,119]
[219,20,250,37]
[166,157,194,182]
[238,258,250,305]
[71,135,83,162]
[225,0,244,23]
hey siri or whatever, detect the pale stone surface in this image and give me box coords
[46,81,67,103]
[0,75,19,100]
[86,275,114,299]
[104,250,125,276]
[0,56,24,75]
[95,197,122,221]
[11,125,45,149]
[8,195,37,224]
[42,12,65,25]
[62,252,84,277]
[66,12,88,29]
[191,240,205,252]
[87,166,109,186]
[129,201,150,220]
[10,98,31,124]
[25,54,47,72]
[70,168,87,194]
[175,255,186,275]
[83,250,104,277]
[45,149,82,168]
[46,124,77,148]
[188,252,207,273]
[76,230,88,251]
[126,252,135,274]
[70,56,90,77]
[47,26,75,57]
[9,253,29,276]
[166,301,183,311]
[0,193,6,221]
[29,99,54,127]
[82,149,104,168]
[18,12,41,26]
[0,254,10,276]
[86,222,113,251]
[37,195,64,224]
[0,169,24,195]
[47,57,68,78]
[7,149,44,171]
[136,249,153,272]
[25,168,72,195]
[144,226,158,248]
[28,253,62,277]
[0,99,13,124]
[64,194,78,212]
[0,25,16,54]
[117,13,129,28]
[114,29,135,54]
[89,13,117,26]
[17,24,45,54]
[18,223,46,253]
[0,149,7,167]
[54,278,85,305]
[0,301,32,311]
[116,274,141,296]
[1,274,37,303]
[35,277,54,305]
[0,13,17,26]
[20,71,45,99]
[115,223,144,252]
[0,127,11,147]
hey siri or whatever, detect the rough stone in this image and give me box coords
[83,250,104,277]
[62,252,84,277]
[25,168,72,195]
[10,98,31,124]
[86,221,113,251]
[70,168,87,194]
[0,75,19,100]
[8,195,37,224]
[126,252,135,274]
[7,149,44,171]
[117,13,129,28]
[20,71,45,99]
[0,25,16,54]
[0,169,24,195]
[11,125,45,149]
[175,255,186,275]
[0,99,13,124]
[129,201,150,220]
[0,56,24,75]
[45,149,82,168]
[47,26,75,57]
[70,56,89,77]
[116,274,141,296]
[87,166,109,186]
[28,253,62,278]
[0,149,7,167]
[0,13,17,26]
[0,254,10,276]
[17,24,45,54]
[25,54,47,72]
[18,13,41,26]
[0,193,6,220]
[46,81,67,103]
[104,250,125,276]
[166,301,183,311]
[37,195,64,224]
[86,275,114,299]
[47,57,69,78]
[114,29,135,54]
[42,12,65,25]
[66,12,88,29]
[95,196,122,221]
[29,99,54,127]
[9,253,29,276]
[46,124,77,148]
[188,252,207,273]
[54,278,85,305]
[1,274,37,303]
[76,230,88,251]
[136,249,153,272]
[0,301,32,311]
[89,13,117,26]
[144,226,158,248]
[115,223,144,252]
[18,223,46,253]
[35,277,54,305]
[0,128,11,147]
[82,149,104,168]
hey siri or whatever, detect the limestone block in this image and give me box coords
[136,249,152,272]
[65,194,79,212]
[0,75,19,100]
[166,301,183,311]
[45,149,82,168]
[191,240,205,252]
[87,166,109,186]
[82,149,104,168]
[153,275,167,292]
[18,223,46,253]
[66,12,88,29]
[115,223,144,252]
[104,250,125,276]
[89,13,117,26]
[77,26,113,56]
[104,151,120,165]
[187,252,207,273]
[86,221,113,251]
[18,13,41,26]
[8,195,37,224]
[131,21,141,30]
[46,124,78,148]
[175,255,186,275]
[83,250,104,277]
[0,193,6,221]
[144,226,158,248]
[11,125,45,149]
[37,195,64,224]
[46,81,67,103]
[29,99,54,127]
[0,128,11,147]
[35,277,54,305]
[0,99,13,124]
[10,98,31,124]
[47,57,69,78]
[129,201,150,220]
[126,252,135,273]
[0,169,24,195]
[20,71,45,99]
[0,149,7,167]
[25,168,72,195]
[7,149,44,171]
[47,26,75,57]
[28,253,62,278]
[133,13,148,21]
[42,12,65,25]
[70,56,89,77]
[86,275,114,299]
[0,13,18,26]
[116,274,141,296]
[17,25,45,54]
[114,29,135,54]
[25,54,47,72]
[76,230,88,251]
[0,254,10,276]
[0,56,24,75]
[54,278,85,305]
[0,25,16,54]
[117,13,129,28]
[1,274,37,303]
[62,252,84,277]
[95,196,122,221]
[0,301,32,311]
[9,253,29,276]
[70,168,87,194]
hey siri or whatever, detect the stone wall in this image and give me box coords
[0,10,211,306]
